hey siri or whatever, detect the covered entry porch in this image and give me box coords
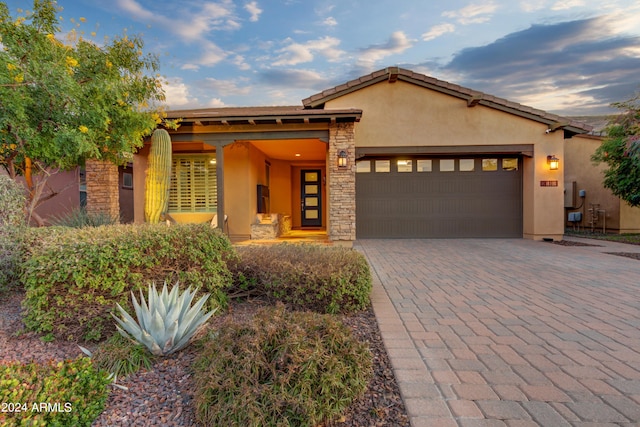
[133,106,360,243]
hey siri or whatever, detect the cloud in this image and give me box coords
[551,0,585,11]
[442,2,498,25]
[323,17,338,27]
[114,0,238,41]
[202,77,253,96]
[273,36,344,66]
[259,69,330,90]
[440,15,640,114]
[114,0,236,69]
[422,23,456,41]
[519,1,547,12]
[163,78,196,107]
[244,1,262,22]
[208,98,227,107]
[357,31,414,70]
[181,41,227,70]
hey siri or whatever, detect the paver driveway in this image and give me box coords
[356,238,640,427]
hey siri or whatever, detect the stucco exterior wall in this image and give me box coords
[620,203,640,233]
[566,134,640,233]
[29,169,80,225]
[325,80,566,240]
[133,150,147,224]
[225,142,253,240]
[269,159,292,216]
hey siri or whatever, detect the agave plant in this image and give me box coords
[112,281,217,356]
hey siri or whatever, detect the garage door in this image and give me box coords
[356,157,522,238]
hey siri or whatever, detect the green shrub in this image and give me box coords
[89,333,154,378]
[0,175,26,292]
[231,244,372,313]
[0,357,111,427]
[52,207,120,228]
[21,223,236,341]
[193,304,372,427]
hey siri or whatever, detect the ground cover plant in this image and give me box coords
[88,333,155,379]
[192,304,373,427]
[20,223,235,341]
[0,357,111,427]
[565,229,640,245]
[52,207,120,228]
[231,244,372,314]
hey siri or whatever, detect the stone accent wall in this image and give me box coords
[328,122,356,241]
[85,159,120,220]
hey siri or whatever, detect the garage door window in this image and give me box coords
[375,160,390,172]
[440,159,455,172]
[503,158,518,171]
[356,160,371,173]
[397,160,412,172]
[460,159,475,172]
[417,160,432,172]
[482,159,498,171]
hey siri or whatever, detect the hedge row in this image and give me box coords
[20,223,235,341]
[231,244,372,314]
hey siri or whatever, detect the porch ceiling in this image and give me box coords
[250,138,327,161]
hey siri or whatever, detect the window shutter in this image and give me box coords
[169,156,217,213]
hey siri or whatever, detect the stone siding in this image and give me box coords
[328,122,356,241]
[85,159,120,220]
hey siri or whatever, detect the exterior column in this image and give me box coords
[85,159,120,221]
[328,122,356,241]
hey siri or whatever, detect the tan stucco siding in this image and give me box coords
[325,81,554,147]
[566,135,640,233]
[620,203,640,233]
[269,159,292,216]
[325,79,566,240]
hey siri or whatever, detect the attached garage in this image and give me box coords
[356,155,523,238]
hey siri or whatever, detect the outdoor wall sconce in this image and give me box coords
[337,150,348,169]
[547,155,559,171]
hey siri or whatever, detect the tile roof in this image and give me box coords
[302,67,592,135]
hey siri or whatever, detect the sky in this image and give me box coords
[7,0,640,116]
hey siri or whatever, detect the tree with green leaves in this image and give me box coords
[0,0,170,225]
[592,94,640,207]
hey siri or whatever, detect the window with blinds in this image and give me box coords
[168,156,217,213]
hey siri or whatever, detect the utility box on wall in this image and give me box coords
[565,181,577,208]
[568,212,582,222]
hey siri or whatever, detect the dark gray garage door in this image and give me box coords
[356,157,522,238]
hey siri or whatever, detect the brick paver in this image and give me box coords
[356,238,640,426]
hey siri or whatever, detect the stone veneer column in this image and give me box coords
[85,159,120,220]
[328,122,356,241]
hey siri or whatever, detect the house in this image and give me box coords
[565,132,640,233]
[88,67,596,242]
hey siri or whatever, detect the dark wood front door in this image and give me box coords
[301,169,322,227]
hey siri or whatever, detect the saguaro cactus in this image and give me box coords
[145,128,172,223]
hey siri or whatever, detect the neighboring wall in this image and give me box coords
[324,80,567,240]
[566,134,640,233]
[1,169,80,225]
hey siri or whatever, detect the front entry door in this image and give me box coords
[301,169,322,227]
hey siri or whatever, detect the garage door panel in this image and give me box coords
[356,157,522,238]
